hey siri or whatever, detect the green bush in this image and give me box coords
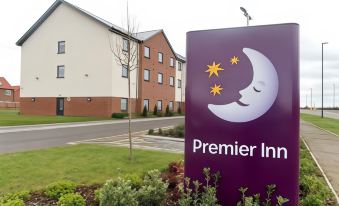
[137,170,168,206]
[165,105,173,117]
[112,113,127,119]
[123,174,143,190]
[300,158,316,176]
[148,129,154,135]
[300,194,324,206]
[142,105,148,117]
[45,180,77,200]
[0,191,30,206]
[97,178,138,206]
[153,105,158,116]
[57,193,86,206]
[300,175,330,202]
[158,128,163,135]
[157,112,163,117]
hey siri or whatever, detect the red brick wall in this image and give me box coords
[0,89,14,102]
[138,32,176,113]
[20,97,137,117]
[13,89,20,102]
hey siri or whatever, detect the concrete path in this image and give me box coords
[301,109,339,120]
[300,120,339,200]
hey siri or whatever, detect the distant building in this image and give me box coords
[0,77,20,108]
[16,0,185,117]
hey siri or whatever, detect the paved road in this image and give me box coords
[301,109,339,120]
[301,120,339,201]
[0,117,184,154]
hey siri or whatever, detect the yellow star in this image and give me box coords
[210,84,223,96]
[230,56,239,65]
[205,62,224,77]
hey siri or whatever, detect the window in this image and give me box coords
[170,58,174,67]
[178,62,182,71]
[177,79,182,88]
[0,81,2,86]
[123,38,129,52]
[157,100,162,111]
[4,90,12,96]
[57,65,65,78]
[58,41,65,54]
[144,46,150,58]
[144,69,150,81]
[158,73,163,84]
[143,99,149,110]
[121,98,128,111]
[169,76,174,87]
[122,65,128,78]
[158,52,163,63]
[169,101,173,111]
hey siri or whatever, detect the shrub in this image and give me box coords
[142,105,148,117]
[177,106,182,114]
[0,191,30,206]
[153,105,158,115]
[157,112,163,117]
[112,113,127,119]
[137,170,169,206]
[148,129,154,135]
[57,193,85,206]
[123,174,143,190]
[45,180,77,200]
[165,105,173,117]
[158,128,163,135]
[97,178,138,206]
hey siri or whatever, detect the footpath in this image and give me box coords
[300,120,339,202]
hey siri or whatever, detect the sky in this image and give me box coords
[0,0,338,107]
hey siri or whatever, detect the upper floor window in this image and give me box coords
[170,58,174,67]
[122,65,128,78]
[158,73,163,84]
[144,69,150,81]
[178,62,182,71]
[57,65,65,78]
[4,90,12,96]
[58,41,65,54]
[144,46,150,58]
[121,98,128,111]
[177,79,182,88]
[158,52,163,63]
[123,38,129,52]
[169,76,174,87]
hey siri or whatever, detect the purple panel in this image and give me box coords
[185,24,299,206]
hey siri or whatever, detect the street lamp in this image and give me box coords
[240,7,252,26]
[321,42,328,118]
[310,88,313,110]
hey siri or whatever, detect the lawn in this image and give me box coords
[0,144,183,194]
[0,109,109,126]
[301,113,339,135]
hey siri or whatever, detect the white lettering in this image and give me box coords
[193,139,202,153]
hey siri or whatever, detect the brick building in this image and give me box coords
[0,77,20,108]
[16,0,185,117]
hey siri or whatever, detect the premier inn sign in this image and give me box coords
[185,24,299,205]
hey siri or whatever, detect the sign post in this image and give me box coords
[185,24,299,205]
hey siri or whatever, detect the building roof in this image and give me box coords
[15,0,186,60]
[176,53,186,62]
[0,77,17,90]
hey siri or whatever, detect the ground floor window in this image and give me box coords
[143,99,149,110]
[121,98,128,111]
[4,90,12,96]
[169,101,173,111]
[157,100,162,111]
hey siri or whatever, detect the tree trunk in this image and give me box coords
[128,41,132,161]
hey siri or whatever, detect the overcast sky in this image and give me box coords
[0,0,338,107]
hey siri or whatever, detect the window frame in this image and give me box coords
[177,61,182,71]
[122,64,128,78]
[157,100,162,111]
[158,73,163,84]
[177,79,182,88]
[143,99,149,110]
[122,38,129,52]
[169,101,174,111]
[4,90,12,96]
[158,52,163,63]
[169,76,174,87]
[57,65,65,78]
[121,98,128,112]
[144,69,150,81]
[170,58,174,67]
[57,41,65,54]
[144,46,150,58]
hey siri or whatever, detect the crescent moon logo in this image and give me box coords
[208,48,279,123]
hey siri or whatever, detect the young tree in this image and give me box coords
[109,3,138,160]
[153,104,158,116]
[142,105,148,117]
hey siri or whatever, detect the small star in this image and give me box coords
[210,84,223,96]
[230,56,239,65]
[205,62,224,77]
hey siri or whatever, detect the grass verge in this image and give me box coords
[301,113,339,135]
[0,109,109,126]
[0,144,183,195]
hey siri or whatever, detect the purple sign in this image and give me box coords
[185,24,299,205]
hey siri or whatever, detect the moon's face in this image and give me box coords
[208,48,279,122]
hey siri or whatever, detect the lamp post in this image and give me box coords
[334,84,336,108]
[310,88,313,110]
[321,42,328,118]
[240,7,252,26]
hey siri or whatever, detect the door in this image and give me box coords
[56,98,64,116]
